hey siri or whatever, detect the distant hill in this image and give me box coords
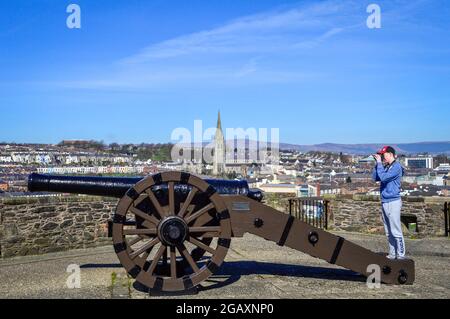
[148,140,450,155]
[279,141,450,155]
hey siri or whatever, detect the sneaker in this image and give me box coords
[386,255,397,260]
[396,256,408,260]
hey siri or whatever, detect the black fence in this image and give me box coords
[445,202,449,237]
[288,197,329,230]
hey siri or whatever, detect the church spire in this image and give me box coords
[213,110,225,176]
[217,110,222,131]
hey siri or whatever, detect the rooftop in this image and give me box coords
[260,183,296,188]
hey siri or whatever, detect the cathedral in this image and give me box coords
[212,111,226,176]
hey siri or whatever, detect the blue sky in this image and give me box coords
[0,0,449,145]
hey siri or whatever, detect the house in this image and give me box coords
[0,179,9,192]
[258,183,297,194]
[308,183,341,197]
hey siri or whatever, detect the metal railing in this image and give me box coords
[445,202,449,237]
[288,197,329,230]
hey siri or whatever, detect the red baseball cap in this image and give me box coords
[377,146,396,155]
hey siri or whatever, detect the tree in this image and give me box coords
[109,143,120,151]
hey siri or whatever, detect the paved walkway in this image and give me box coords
[0,232,449,299]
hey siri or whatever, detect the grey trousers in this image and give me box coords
[381,199,406,258]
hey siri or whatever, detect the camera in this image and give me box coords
[372,153,385,161]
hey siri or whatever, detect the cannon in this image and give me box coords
[28,171,415,293]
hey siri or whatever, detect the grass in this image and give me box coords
[110,272,117,286]
[109,271,133,298]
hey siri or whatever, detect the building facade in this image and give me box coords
[405,157,434,169]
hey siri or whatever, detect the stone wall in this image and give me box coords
[324,195,448,237]
[279,195,448,237]
[264,193,297,212]
[0,194,448,259]
[0,196,117,258]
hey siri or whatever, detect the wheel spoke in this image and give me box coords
[133,194,148,207]
[190,226,221,233]
[130,237,160,260]
[186,203,215,224]
[183,205,196,220]
[196,233,221,239]
[142,220,155,229]
[178,188,198,218]
[188,237,216,255]
[188,213,215,229]
[138,247,153,266]
[123,228,157,236]
[129,206,159,225]
[170,246,177,279]
[127,236,144,247]
[168,182,175,216]
[147,244,167,276]
[145,189,167,218]
[178,244,200,272]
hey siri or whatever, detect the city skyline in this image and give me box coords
[1,0,450,145]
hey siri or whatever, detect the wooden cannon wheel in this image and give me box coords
[112,171,232,292]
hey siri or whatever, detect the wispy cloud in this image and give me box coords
[60,0,439,90]
[121,1,350,64]
[59,1,358,90]
[234,57,261,78]
[293,27,344,49]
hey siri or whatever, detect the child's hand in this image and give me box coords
[373,154,382,163]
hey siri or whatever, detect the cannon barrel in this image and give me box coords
[28,173,263,201]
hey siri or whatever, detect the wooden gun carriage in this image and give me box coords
[28,171,415,293]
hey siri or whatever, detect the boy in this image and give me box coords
[372,146,406,260]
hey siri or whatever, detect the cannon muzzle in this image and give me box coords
[28,173,263,201]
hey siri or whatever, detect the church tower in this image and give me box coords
[213,111,226,176]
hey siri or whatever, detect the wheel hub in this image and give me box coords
[158,216,188,246]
